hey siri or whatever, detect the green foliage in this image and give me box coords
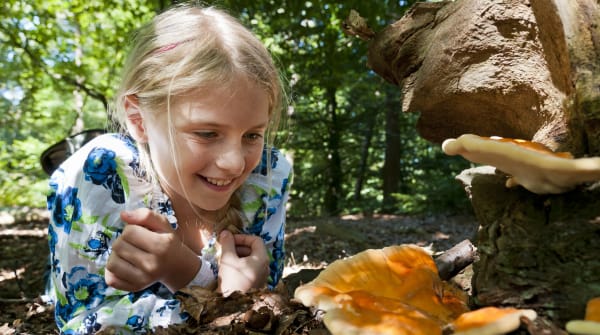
[1,0,472,218]
[0,137,48,206]
[0,0,157,207]
[397,149,472,215]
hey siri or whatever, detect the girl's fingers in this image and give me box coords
[105,271,150,292]
[112,237,148,269]
[235,245,252,257]
[232,234,267,257]
[119,224,155,253]
[120,208,172,233]
[218,230,237,259]
[105,268,134,291]
[105,253,150,291]
[219,232,266,259]
[119,223,172,255]
[232,233,262,247]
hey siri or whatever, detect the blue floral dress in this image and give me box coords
[46,133,292,334]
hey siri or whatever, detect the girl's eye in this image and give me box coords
[195,131,218,139]
[244,133,264,141]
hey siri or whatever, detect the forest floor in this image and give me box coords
[0,207,520,335]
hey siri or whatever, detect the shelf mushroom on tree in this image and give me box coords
[344,0,600,326]
[441,134,600,194]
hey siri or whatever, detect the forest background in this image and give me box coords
[0,0,473,218]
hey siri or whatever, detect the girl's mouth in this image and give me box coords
[204,176,233,187]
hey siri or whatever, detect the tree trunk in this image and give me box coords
[358,0,600,325]
[457,166,600,325]
[324,87,342,216]
[354,109,376,202]
[382,91,402,212]
[71,23,84,135]
[367,0,599,156]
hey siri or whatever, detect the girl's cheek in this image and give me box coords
[247,148,263,167]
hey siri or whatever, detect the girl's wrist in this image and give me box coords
[162,246,205,293]
[187,257,218,288]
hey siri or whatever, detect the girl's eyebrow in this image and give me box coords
[249,120,269,129]
[186,120,269,129]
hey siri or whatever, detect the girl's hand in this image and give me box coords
[217,230,269,296]
[105,208,199,293]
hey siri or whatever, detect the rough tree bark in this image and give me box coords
[457,166,600,324]
[357,0,600,325]
[367,0,599,156]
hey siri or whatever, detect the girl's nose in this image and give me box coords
[216,143,245,175]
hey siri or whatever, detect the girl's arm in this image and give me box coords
[240,147,293,289]
[105,208,201,293]
[47,134,187,334]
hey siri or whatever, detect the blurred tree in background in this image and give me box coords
[0,0,471,217]
[0,0,156,205]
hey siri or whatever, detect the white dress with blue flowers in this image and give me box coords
[46,133,292,334]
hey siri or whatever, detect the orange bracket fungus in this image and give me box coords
[294,244,469,335]
[566,297,600,335]
[442,134,600,194]
[451,306,537,335]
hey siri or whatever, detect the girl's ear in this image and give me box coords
[125,95,148,143]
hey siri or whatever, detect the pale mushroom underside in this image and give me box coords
[442,134,600,194]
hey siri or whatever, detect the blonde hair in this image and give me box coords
[111,3,286,231]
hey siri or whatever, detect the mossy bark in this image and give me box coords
[458,166,600,325]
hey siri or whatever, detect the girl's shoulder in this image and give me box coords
[254,147,292,177]
[246,147,292,192]
[55,133,140,175]
[49,133,149,207]
[84,133,139,160]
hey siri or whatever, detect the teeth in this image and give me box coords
[206,177,233,186]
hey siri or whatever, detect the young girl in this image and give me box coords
[46,4,292,334]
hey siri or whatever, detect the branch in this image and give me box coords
[435,239,477,281]
[3,22,109,111]
[342,9,375,41]
[60,75,108,109]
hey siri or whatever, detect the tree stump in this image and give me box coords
[457,166,600,325]
[357,0,600,325]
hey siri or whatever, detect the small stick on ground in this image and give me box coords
[435,239,477,281]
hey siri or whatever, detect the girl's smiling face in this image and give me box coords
[141,76,269,218]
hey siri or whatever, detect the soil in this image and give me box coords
[0,208,484,334]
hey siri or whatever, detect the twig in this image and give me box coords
[292,309,325,334]
[435,239,478,281]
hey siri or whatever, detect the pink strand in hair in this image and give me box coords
[153,39,193,54]
[154,43,180,54]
